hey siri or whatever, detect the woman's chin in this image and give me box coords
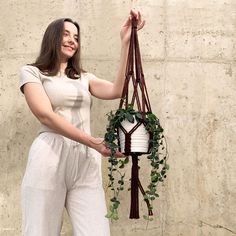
[60,53,74,62]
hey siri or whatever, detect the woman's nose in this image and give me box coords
[68,38,73,44]
[68,36,75,44]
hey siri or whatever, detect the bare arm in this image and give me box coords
[89,10,145,100]
[23,83,119,156]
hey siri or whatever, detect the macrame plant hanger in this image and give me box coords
[118,17,153,219]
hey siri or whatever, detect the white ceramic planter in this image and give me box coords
[119,118,150,153]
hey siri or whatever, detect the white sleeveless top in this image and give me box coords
[19,65,96,135]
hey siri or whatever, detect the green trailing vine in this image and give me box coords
[104,104,169,220]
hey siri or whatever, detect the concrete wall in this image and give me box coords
[0,0,235,235]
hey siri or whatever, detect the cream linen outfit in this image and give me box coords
[19,65,110,236]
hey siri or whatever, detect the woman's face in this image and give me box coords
[60,21,79,62]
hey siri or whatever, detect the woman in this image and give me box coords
[20,10,145,236]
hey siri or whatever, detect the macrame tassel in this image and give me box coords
[130,154,139,219]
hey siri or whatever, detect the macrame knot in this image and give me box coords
[131,17,138,29]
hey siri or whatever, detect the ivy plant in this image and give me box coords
[104,104,169,220]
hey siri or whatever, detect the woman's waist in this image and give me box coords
[38,124,91,136]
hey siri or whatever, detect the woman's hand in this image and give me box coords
[120,9,145,45]
[90,138,124,158]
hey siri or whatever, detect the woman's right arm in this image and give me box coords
[22,82,116,157]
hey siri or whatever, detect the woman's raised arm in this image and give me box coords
[89,10,145,100]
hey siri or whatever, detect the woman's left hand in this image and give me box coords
[120,9,145,45]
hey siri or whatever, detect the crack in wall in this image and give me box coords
[199,220,236,235]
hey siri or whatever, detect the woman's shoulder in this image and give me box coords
[20,64,41,76]
[19,65,43,93]
[21,64,38,71]
[81,72,97,80]
[20,65,51,80]
[80,72,98,90]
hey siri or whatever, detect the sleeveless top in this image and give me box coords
[19,65,96,135]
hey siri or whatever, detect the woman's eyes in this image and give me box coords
[63,32,78,42]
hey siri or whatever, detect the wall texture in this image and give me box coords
[0,0,235,235]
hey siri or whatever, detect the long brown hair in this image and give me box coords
[32,18,83,79]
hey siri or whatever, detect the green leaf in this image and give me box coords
[105,211,113,218]
[119,163,125,169]
[124,156,129,164]
[113,201,120,209]
[118,180,124,185]
[112,212,119,220]
[143,215,154,221]
[135,112,143,120]
[151,175,158,183]
[125,113,134,123]
[111,197,117,202]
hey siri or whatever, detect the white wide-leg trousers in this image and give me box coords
[21,132,110,236]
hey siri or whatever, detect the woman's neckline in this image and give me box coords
[57,71,66,77]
